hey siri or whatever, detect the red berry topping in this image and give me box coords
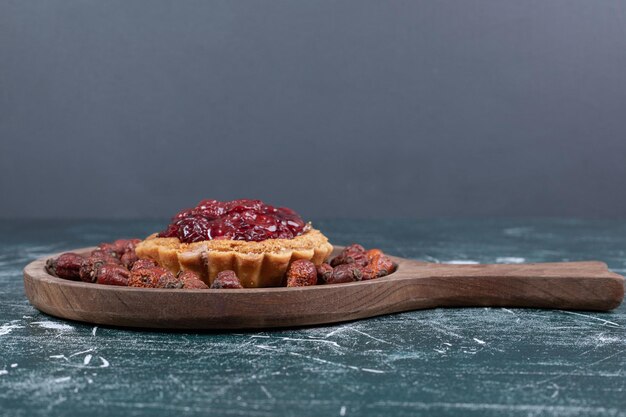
[158,199,307,243]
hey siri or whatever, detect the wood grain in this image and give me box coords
[22,247,624,329]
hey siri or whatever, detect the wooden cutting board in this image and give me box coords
[23,246,624,330]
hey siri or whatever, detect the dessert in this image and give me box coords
[135,199,334,287]
[44,203,398,290]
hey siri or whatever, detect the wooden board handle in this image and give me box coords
[401,261,624,311]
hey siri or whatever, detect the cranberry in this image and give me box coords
[211,270,243,289]
[276,207,306,235]
[174,208,195,220]
[196,199,225,218]
[160,223,180,238]
[46,253,84,280]
[226,199,264,213]
[158,199,307,243]
[175,216,213,243]
[286,260,317,287]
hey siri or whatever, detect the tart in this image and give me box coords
[135,199,333,287]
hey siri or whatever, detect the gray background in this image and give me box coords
[1,0,626,219]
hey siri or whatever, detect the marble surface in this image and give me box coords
[1,219,625,417]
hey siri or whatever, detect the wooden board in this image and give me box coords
[23,247,624,329]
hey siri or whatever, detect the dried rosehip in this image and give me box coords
[368,253,396,278]
[348,243,366,252]
[178,271,209,289]
[120,250,139,269]
[178,270,199,281]
[131,259,158,271]
[183,279,209,289]
[360,266,377,280]
[156,273,184,289]
[316,263,333,284]
[286,259,317,287]
[96,243,120,258]
[79,256,110,283]
[46,253,84,280]
[98,239,141,258]
[330,244,368,267]
[95,264,130,286]
[128,266,171,288]
[211,270,243,289]
[326,264,363,284]
[365,249,383,262]
[89,249,122,265]
[113,238,140,253]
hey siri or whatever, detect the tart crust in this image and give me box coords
[135,228,333,288]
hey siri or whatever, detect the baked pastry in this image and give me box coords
[135,199,333,287]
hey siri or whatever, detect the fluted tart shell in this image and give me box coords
[135,228,333,288]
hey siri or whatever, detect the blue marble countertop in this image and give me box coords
[1,219,625,416]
